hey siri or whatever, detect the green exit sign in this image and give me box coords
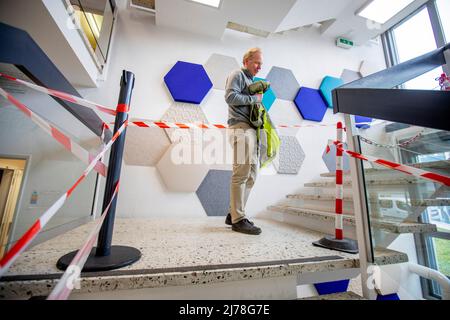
[336,37,354,49]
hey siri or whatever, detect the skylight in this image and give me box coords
[189,0,221,8]
[357,0,415,24]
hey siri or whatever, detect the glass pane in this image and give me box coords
[436,0,450,43]
[432,237,450,277]
[0,64,101,258]
[393,7,441,89]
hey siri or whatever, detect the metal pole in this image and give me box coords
[57,70,141,272]
[96,70,134,256]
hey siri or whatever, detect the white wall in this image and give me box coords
[78,0,386,219]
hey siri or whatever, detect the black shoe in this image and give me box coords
[232,219,261,235]
[225,213,232,226]
[225,213,255,226]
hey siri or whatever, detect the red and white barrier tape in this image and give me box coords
[47,182,120,300]
[0,121,128,278]
[327,142,450,187]
[0,72,116,119]
[0,87,108,177]
[335,122,344,240]
[123,119,376,130]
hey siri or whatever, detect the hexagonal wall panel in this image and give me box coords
[124,120,171,167]
[156,141,210,192]
[340,69,362,84]
[319,76,344,108]
[360,60,383,77]
[294,87,327,122]
[204,54,240,90]
[164,61,213,104]
[355,115,373,129]
[161,102,209,143]
[196,170,232,216]
[254,77,276,111]
[273,136,305,174]
[268,99,303,136]
[265,66,300,101]
[322,139,350,173]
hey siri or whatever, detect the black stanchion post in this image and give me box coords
[57,71,141,272]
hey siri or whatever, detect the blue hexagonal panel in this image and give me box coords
[319,76,344,108]
[266,66,300,101]
[254,77,276,111]
[196,170,232,216]
[294,87,327,122]
[322,139,350,173]
[164,61,213,104]
[355,115,373,129]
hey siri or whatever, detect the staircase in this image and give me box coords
[266,164,449,247]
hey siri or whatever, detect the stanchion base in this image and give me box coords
[56,245,141,272]
[312,235,359,254]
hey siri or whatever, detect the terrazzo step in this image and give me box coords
[299,291,366,300]
[287,193,450,208]
[320,160,450,178]
[304,176,428,188]
[267,205,437,234]
[0,218,409,300]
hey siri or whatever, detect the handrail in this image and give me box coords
[408,262,450,300]
[0,22,111,141]
[333,43,450,131]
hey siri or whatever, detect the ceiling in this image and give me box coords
[150,0,429,45]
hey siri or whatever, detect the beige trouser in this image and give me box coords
[228,122,259,224]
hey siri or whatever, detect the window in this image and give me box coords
[436,0,450,42]
[392,7,441,89]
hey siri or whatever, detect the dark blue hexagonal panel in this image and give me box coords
[294,87,327,122]
[254,77,276,111]
[196,170,232,217]
[319,76,344,108]
[164,61,213,104]
[355,115,373,129]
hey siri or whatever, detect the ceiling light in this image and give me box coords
[189,0,221,8]
[357,0,414,24]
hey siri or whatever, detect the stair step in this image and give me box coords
[305,176,427,188]
[267,205,437,234]
[299,291,366,300]
[287,194,450,207]
[320,160,450,178]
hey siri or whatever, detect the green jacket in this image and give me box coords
[247,81,280,168]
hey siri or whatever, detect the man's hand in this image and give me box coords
[255,93,263,102]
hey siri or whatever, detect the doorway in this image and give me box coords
[0,158,26,258]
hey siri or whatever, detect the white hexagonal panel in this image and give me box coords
[156,141,210,192]
[124,119,171,167]
[273,136,305,174]
[204,53,240,90]
[161,102,209,144]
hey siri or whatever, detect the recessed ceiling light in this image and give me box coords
[189,0,221,8]
[357,0,414,24]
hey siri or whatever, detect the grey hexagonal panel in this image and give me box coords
[340,69,362,84]
[322,139,350,173]
[161,102,209,144]
[124,122,171,167]
[266,66,300,101]
[273,136,305,174]
[196,170,232,216]
[204,54,240,90]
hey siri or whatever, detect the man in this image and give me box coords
[224,48,264,235]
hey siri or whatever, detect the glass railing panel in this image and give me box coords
[0,64,104,259]
[353,116,450,298]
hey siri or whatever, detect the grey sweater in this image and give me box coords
[225,68,261,126]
